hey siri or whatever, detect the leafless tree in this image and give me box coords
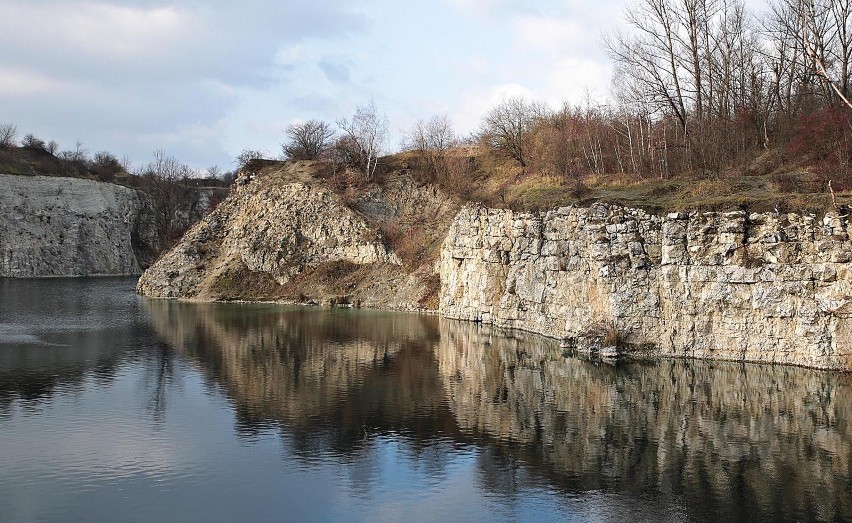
[539,106,589,199]
[140,150,201,246]
[799,0,852,109]
[235,149,265,171]
[337,100,388,180]
[406,114,457,177]
[282,120,335,160]
[21,133,46,151]
[479,97,548,170]
[0,123,17,148]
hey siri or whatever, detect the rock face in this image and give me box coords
[0,174,156,277]
[137,164,403,300]
[439,203,852,371]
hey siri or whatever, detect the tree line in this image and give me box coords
[281,0,852,195]
[5,0,850,215]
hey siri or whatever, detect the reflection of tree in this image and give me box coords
[142,340,175,424]
[143,297,852,522]
[436,319,852,523]
[143,300,457,459]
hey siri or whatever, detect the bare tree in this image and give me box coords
[90,151,124,181]
[282,120,335,160]
[21,133,46,151]
[0,123,17,148]
[539,105,589,199]
[606,1,690,134]
[406,114,457,177]
[479,97,548,170]
[799,0,852,109]
[337,100,388,180]
[140,150,201,246]
[235,149,265,170]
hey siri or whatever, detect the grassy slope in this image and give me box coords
[392,146,852,215]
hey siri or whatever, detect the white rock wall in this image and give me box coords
[0,174,152,277]
[439,203,852,371]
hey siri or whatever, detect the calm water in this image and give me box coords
[0,278,850,522]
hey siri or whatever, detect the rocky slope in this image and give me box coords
[137,162,459,309]
[439,203,852,370]
[0,173,157,277]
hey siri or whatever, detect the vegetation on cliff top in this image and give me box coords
[5,0,852,217]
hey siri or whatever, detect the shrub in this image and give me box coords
[21,133,46,151]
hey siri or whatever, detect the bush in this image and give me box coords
[21,133,46,151]
[89,151,124,181]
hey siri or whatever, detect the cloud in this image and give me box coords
[319,59,351,84]
[514,15,588,52]
[0,67,70,97]
[0,0,369,167]
[0,0,627,168]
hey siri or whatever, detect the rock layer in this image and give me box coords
[0,174,155,277]
[439,203,852,371]
[136,164,402,299]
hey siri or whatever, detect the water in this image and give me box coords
[0,278,850,522]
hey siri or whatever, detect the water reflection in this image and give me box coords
[437,320,852,522]
[143,298,852,522]
[0,277,154,413]
[144,300,459,455]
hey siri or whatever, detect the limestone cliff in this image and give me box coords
[439,203,852,371]
[0,173,157,277]
[136,162,457,308]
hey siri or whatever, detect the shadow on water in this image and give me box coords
[0,278,148,410]
[144,298,852,523]
[0,278,178,426]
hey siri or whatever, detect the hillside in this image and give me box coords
[137,160,461,310]
[391,146,852,216]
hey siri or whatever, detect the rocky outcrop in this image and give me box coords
[0,174,157,277]
[137,163,408,301]
[440,203,852,371]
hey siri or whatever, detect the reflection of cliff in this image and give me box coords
[143,300,457,451]
[0,278,156,412]
[437,318,852,522]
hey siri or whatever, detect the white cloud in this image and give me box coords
[0,0,629,168]
[514,14,587,51]
[0,67,71,97]
[56,4,186,58]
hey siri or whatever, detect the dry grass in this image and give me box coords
[383,145,851,215]
[210,262,288,301]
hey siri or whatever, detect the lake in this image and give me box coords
[0,277,850,522]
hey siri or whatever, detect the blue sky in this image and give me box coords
[0,0,761,172]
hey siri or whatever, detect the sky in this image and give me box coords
[0,0,761,173]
